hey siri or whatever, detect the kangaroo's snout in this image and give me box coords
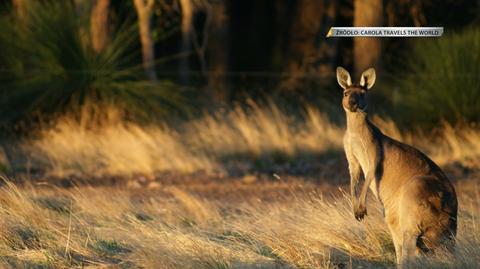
[348,98,356,107]
[348,98,358,111]
[342,91,365,112]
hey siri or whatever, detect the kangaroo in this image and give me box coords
[336,67,457,268]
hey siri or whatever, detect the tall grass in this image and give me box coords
[26,106,213,177]
[185,101,343,161]
[394,28,480,125]
[19,102,480,178]
[0,178,478,268]
[25,102,344,177]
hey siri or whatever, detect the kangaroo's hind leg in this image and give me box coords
[385,214,403,266]
[397,178,424,268]
[400,230,421,269]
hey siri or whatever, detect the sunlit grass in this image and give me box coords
[0,178,478,268]
[7,100,480,268]
[22,102,480,177]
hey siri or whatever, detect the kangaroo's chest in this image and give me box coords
[348,135,379,197]
[349,136,373,171]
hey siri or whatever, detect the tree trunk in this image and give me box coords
[353,0,383,76]
[178,0,194,84]
[12,0,26,19]
[133,0,157,82]
[206,1,228,102]
[279,0,324,91]
[179,0,193,35]
[90,0,110,54]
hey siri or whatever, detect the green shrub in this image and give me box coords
[394,28,480,125]
[0,1,188,129]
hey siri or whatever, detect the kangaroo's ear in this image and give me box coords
[360,68,376,90]
[336,67,352,90]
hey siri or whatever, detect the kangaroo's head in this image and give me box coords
[336,67,376,113]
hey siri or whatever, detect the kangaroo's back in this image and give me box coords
[372,121,453,193]
[370,120,457,244]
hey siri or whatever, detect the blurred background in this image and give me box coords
[1,3,480,267]
[0,0,479,179]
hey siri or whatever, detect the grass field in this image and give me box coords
[1,103,480,268]
[21,102,480,178]
[0,175,479,268]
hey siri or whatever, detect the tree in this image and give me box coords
[178,0,194,84]
[206,0,228,102]
[12,0,26,20]
[133,0,157,82]
[90,0,110,53]
[353,0,383,76]
[179,0,193,35]
[178,0,228,102]
[279,0,325,91]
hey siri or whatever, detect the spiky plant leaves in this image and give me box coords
[0,1,188,130]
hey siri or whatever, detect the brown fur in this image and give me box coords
[337,67,458,268]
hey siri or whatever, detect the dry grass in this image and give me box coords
[26,115,213,177]
[371,116,480,167]
[22,102,480,178]
[3,102,479,268]
[25,102,344,177]
[0,177,478,268]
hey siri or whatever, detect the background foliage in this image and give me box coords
[0,0,478,130]
[0,1,188,129]
[393,28,480,125]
